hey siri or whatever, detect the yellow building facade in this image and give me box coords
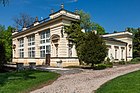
[12,6,133,67]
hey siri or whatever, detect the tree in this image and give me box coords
[65,10,107,66]
[125,27,140,58]
[0,25,12,69]
[13,13,35,30]
[133,28,140,58]
[65,22,85,61]
[78,10,105,34]
[79,32,107,66]
[0,0,8,6]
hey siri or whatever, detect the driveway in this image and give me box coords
[31,64,140,93]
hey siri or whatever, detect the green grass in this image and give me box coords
[96,70,140,93]
[0,70,60,93]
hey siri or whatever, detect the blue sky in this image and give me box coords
[0,0,140,33]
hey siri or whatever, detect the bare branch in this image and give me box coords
[0,0,9,6]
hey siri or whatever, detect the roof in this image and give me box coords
[12,15,79,38]
[102,37,127,44]
[102,31,132,37]
[49,9,80,16]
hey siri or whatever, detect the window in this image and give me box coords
[28,47,35,58]
[40,30,50,58]
[55,44,58,57]
[114,46,119,60]
[68,44,73,57]
[28,35,35,46]
[19,38,24,47]
[121,47,125,59]
[121,49,124,59]
[40,30,50,44]
[19,49,24,58]
[40,45,50,58]
[28,35,35,58]
[18,38,24,58]
[115,49,117,59]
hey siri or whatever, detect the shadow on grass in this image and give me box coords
[0,70,36,86]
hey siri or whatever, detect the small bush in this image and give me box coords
[106,62,113,68]
[119,61,126,65]
[93,64,107,70]
[131,57,140,62]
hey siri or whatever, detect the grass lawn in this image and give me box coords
[96,70,140,93]
[0,70,60,93]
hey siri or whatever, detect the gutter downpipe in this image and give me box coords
[126,43,128,61]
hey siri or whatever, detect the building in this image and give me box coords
[102,31,133,62]
[12,5,133,67]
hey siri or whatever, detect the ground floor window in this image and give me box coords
[68,44,73,57]
[40,45,50,58]
[19,49,24,58]
[121,47,125,59]
[115,49,117,59]
[28,47,35,58]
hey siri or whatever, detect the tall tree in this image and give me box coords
[133,28,140,58]
[13,13,35,30]
[0,25,12,69]
[65,22,107,66]
[78,10,105,34]
[79,32,107,66]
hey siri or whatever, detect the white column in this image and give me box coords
[35,33,40,58]
[15,39,19,58]
[24,37,28,58]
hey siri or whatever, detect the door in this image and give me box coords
[46,54,50,65]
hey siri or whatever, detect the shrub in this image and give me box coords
[119,61,126,65]
[104,57,113,68]
[131,57,140,62]
[106,62,113,68]
[93,64,107,70]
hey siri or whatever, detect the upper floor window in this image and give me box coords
[40,30,50,58]
[28,35,35,58]
[28,35,35,46]
[19,38,24,47]
[40,30,50,44]
[18,38,24,58]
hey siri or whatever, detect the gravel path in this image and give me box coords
[31,64,140,93]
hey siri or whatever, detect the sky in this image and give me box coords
[0,0,140,33]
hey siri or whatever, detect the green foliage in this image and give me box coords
[65,10,107,66]
[0,25,12,69]
[133,28,140,58]
[78,10,105,34]
[104,57,113,68]
[79,32,107,66]
[131,57,140,62]
[126,27,140,58]
[93,64,107,70]
[118,61,126,65]
[65,22,86,64]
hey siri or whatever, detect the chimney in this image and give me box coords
[34,16,40,26]
[75,8,78,14]
[61,3,64,9]
[22,23,27,31]
[51,9,54,13]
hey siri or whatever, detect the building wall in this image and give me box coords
[114,37,133,61]
[102,32,133,61]
[12,11,79,67]
[105,40,127,62]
